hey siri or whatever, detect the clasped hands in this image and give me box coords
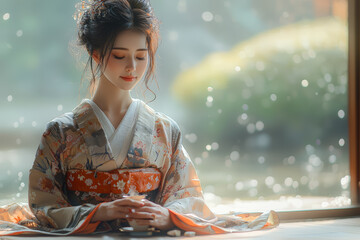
[91,198,175,231]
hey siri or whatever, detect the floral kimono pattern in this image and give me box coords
[0,99,279,236]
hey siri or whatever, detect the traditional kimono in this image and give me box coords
[0,98,279,236]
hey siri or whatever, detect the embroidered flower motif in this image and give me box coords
[81,193,88,201]
[146,182,152,190]
[135,141,145,150]
[69,174,74,182]
[67,180,72,188]
[78,175,85,181]
[112,174,119,180]
[85,178,93,186]
[80,143,87,153]
[89,191,97,197]
[13,216,22,223]
[38,177,53,192]
[52,142,59,148]
[155,176,159,182]
[181,191,191,198]
[134,149,141,157]
[30,191,36,201]
[156,128,161,137]
[80,128,86,135]
[116,180,126,191]
[37,149,44,157]
[66,135,73,143]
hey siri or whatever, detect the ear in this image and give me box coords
[91,50,100,64]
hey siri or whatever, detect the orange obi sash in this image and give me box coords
[66,168,162,194]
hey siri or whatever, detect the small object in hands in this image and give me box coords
[127,219,150,231]
[184,231,196,237]
[167,229,181,237]
[123,195,146,201]
[148,227,157,231]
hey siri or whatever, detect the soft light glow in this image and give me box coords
[3,13,10,21]
[258,156,265,164]
[202,11,213,22]
[255,121,264,131]
[16,30,23,37]
[301,79,309,87]
[338,110,345,119]
[265,176,275,186]
[230,151,239,161]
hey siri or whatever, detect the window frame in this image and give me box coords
[278,0,360,222]
[348,0,360,207]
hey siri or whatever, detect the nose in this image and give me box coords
[125,57,136,73]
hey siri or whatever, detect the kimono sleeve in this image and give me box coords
[156,122,217,221]
[28,121,101,233]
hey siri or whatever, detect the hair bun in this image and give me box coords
[73,0,107,25]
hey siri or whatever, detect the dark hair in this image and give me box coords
[73,0,160,103]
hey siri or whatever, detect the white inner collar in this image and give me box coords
[83,98,140,161]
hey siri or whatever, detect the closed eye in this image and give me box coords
[114,56,145,60]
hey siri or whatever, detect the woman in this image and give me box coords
[0,0,279,236]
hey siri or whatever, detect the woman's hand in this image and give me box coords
[128,199,176,231]
[90,198,153,222]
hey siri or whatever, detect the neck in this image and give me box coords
[91,75,133,114]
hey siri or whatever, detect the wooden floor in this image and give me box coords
[3,217,360,240]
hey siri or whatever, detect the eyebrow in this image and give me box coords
[112,47,148,51]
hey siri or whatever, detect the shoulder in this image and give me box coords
[139,100,182,142]
[155,111,180,130]
[140,99,181,134]
[153,111,183,148]
[42,112,76,141]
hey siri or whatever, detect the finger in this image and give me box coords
[136,206,162,215]
[119,198,145,206]
[114,198,145,207]
[114,211,152,220]
[141,199,158,207]
[128,212,156,220]
[115,212,132,219]
[117,207,136,214]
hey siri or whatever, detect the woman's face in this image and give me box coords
[94,29,149,91]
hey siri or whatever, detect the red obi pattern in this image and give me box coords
[66,168,162,194]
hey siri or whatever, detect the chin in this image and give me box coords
[117,83,137,91]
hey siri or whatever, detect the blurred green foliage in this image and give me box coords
[172,18,348,153]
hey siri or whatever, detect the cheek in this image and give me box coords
[138,60,148,71]
[108,61,125,78]
[106,58,118,70]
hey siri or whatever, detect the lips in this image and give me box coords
[121,76,136,82]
